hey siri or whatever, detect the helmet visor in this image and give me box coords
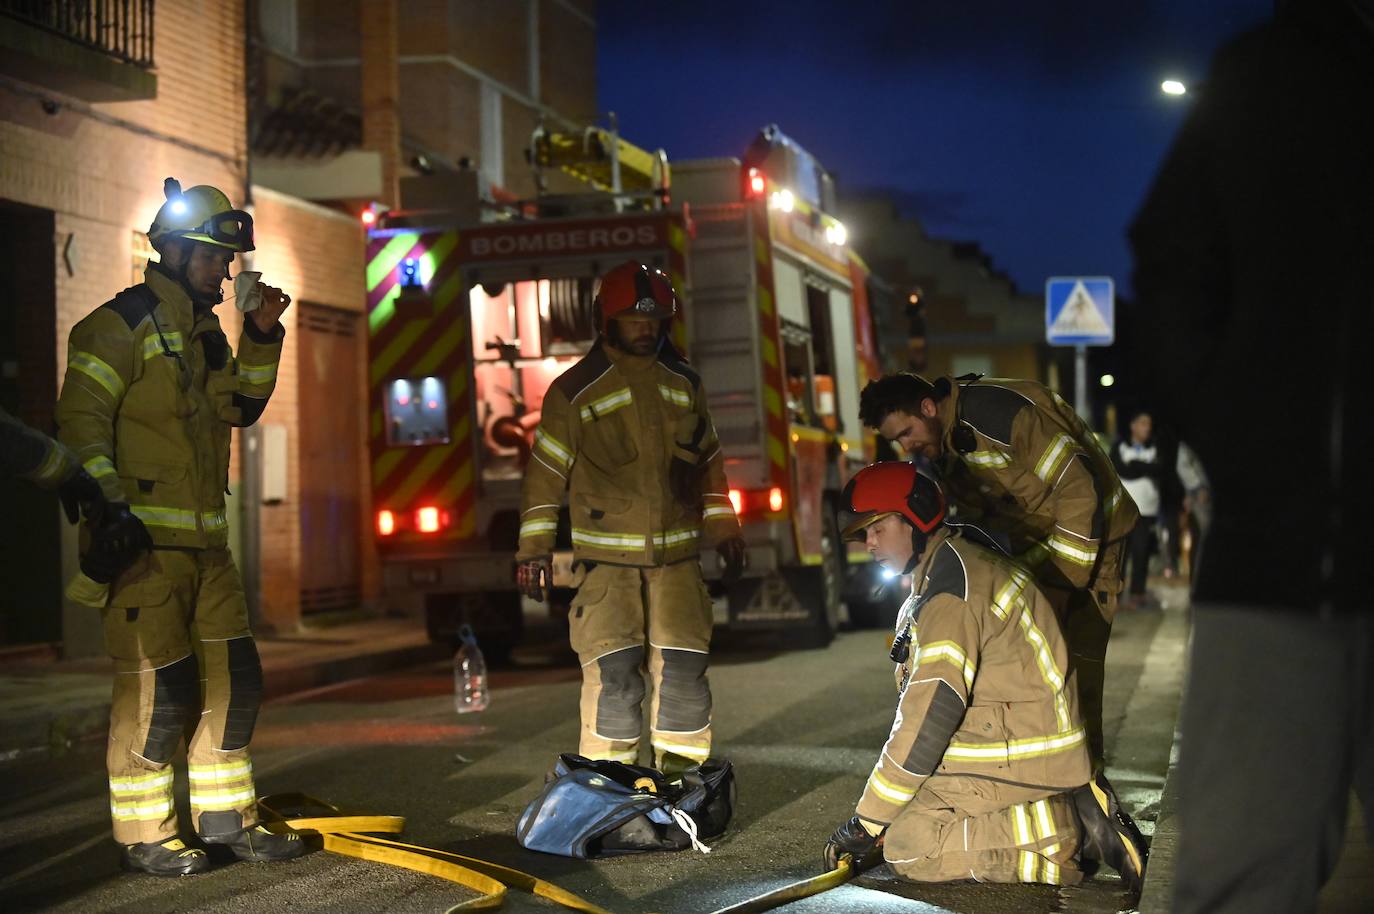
[839,509,899,543]
[193,209,255,251]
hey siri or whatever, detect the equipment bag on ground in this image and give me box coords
[516,754,735,858]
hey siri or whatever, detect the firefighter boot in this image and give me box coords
[121,837,210,876]
[1072,772,1147,893]
[204,824,308,862]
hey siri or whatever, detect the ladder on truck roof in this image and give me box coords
[529,123,670,200]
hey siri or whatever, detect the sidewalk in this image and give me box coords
[0,615,447,761]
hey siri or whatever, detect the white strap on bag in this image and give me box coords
[668,806,712,854]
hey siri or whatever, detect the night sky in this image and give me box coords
[596,0,1272,296]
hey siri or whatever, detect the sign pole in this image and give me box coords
[1074,344,1088,421]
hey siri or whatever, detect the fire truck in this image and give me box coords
[365,124,903,653]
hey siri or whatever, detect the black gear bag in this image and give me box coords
[515,754,735,859]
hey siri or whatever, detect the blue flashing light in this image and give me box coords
[400,257,422,288]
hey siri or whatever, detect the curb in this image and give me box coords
[1137,722,1183,912]
[0,640,448,761]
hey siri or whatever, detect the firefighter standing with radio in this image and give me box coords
[56,179,304,876]
[515,261,745,773]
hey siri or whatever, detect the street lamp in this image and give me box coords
[1161,79,1187,96]
[1100,373,1116,388]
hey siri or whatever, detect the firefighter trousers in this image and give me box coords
[568,560,713,771]
[1047,539,1125,770]
[885,775,1083,885]
[102,547,263,845]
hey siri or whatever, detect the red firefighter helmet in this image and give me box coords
[594,261,677,333]
[840,461,946,542]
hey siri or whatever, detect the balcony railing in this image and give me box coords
[1,0,154,68]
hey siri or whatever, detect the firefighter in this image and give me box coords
[858,373,1143,840]
[2,405,103,516]
[56,178,305,876]
[823,461,1146,890]
[515,261,745,772]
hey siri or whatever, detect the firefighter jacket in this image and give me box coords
[1,406,78,488]
[856,527,1091,826]
[933,377,1139,593]
[516,339,739,567]
[56,264,283,549]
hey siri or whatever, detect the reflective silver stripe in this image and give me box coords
[32,446,67,483]
[109,770,174,794]
[534,429,574,469]
[238,362,278,385]
[580,388,633,422]
[187,759,252,781]
[703,506,735,520]
[69,351,124,399]
[83,455,117,479]
[945,726,1086,762]
[142,331,183,360]
[964,450,1011,469]
[650,739,709,760]
[188,786,257,808]
[202,510,228,532]
[110,799,173,821]
[571,529,645,548]
[658,384,691,407]
[915,640,976,691]
[1034,433,1076,482]
[131,505,199,531]
[519,519,559,538]
[654,529,701,547]
[867,768,916,803]
[1048,534,1096,566]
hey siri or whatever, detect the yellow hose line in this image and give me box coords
[705,858,855,914]
[258,793,619,914]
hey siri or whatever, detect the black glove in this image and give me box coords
[516,555,552,602]
[669,455,705,511]
[58,468,105,525]
[823,815,885,872]
[82,504,153,584]
[716,536,746,586]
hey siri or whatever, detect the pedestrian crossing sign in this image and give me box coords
[1045,277,1114,346]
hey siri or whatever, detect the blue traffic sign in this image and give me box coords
[1045,277,1114,346]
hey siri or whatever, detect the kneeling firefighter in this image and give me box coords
[516,261,746,772]
[56,179,305,876]
[824,462,1147,891]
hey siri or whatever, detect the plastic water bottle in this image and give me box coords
[453,624,489,713]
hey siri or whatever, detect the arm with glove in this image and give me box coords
[515,386,580,602]
[824,594,981,870]
[0,405,106,523]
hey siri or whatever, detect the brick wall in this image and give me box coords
[248,186,375,631]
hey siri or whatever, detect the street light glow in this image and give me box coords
[1100,373,1116,388]
[1161,79,1187,96]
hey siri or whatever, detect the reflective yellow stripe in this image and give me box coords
[534,429,573,469]
[650,739,709,760]
[519,519,559,538]
[110,799,173,821]
[32,445,67,484]
[703,506,735,520]
[1019,850,1038,883]
[992,569,1032,621]
[867,768,916,804]
[1105,485,1124,517]
[571,529,645,549]
[945,725,1086,762]
[83,455,117,479]
[189,786,257,808]
[964,450,1010,469]
[130,505,200,530]
[69,351,124,400]
[1034,433,1076,483]
[187,759,253,781]
[1014,605,1071,732]
[1011,803,1034,846]
[591,749,640,763]
[239,361,278,385]
[1048,534,1097,567]
[109,770,174,794]
[142,331,183,360]
[654,528,701,547]
[579,388,633,422]
[657,384,691,407]
[202,510,228,532]
[915,640,976,691]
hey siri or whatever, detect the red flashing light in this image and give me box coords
[361,207,377,226]
[728,489,744,515]
[377,509,396,536]
[746,167,766,199]
[768,487,785,513]
[416,506,442,533]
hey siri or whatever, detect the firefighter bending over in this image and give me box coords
[823,462,1146,891]
[56,179,304,876]
[516,261,745,772]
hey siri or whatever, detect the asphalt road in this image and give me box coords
[0,600,1187,914]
